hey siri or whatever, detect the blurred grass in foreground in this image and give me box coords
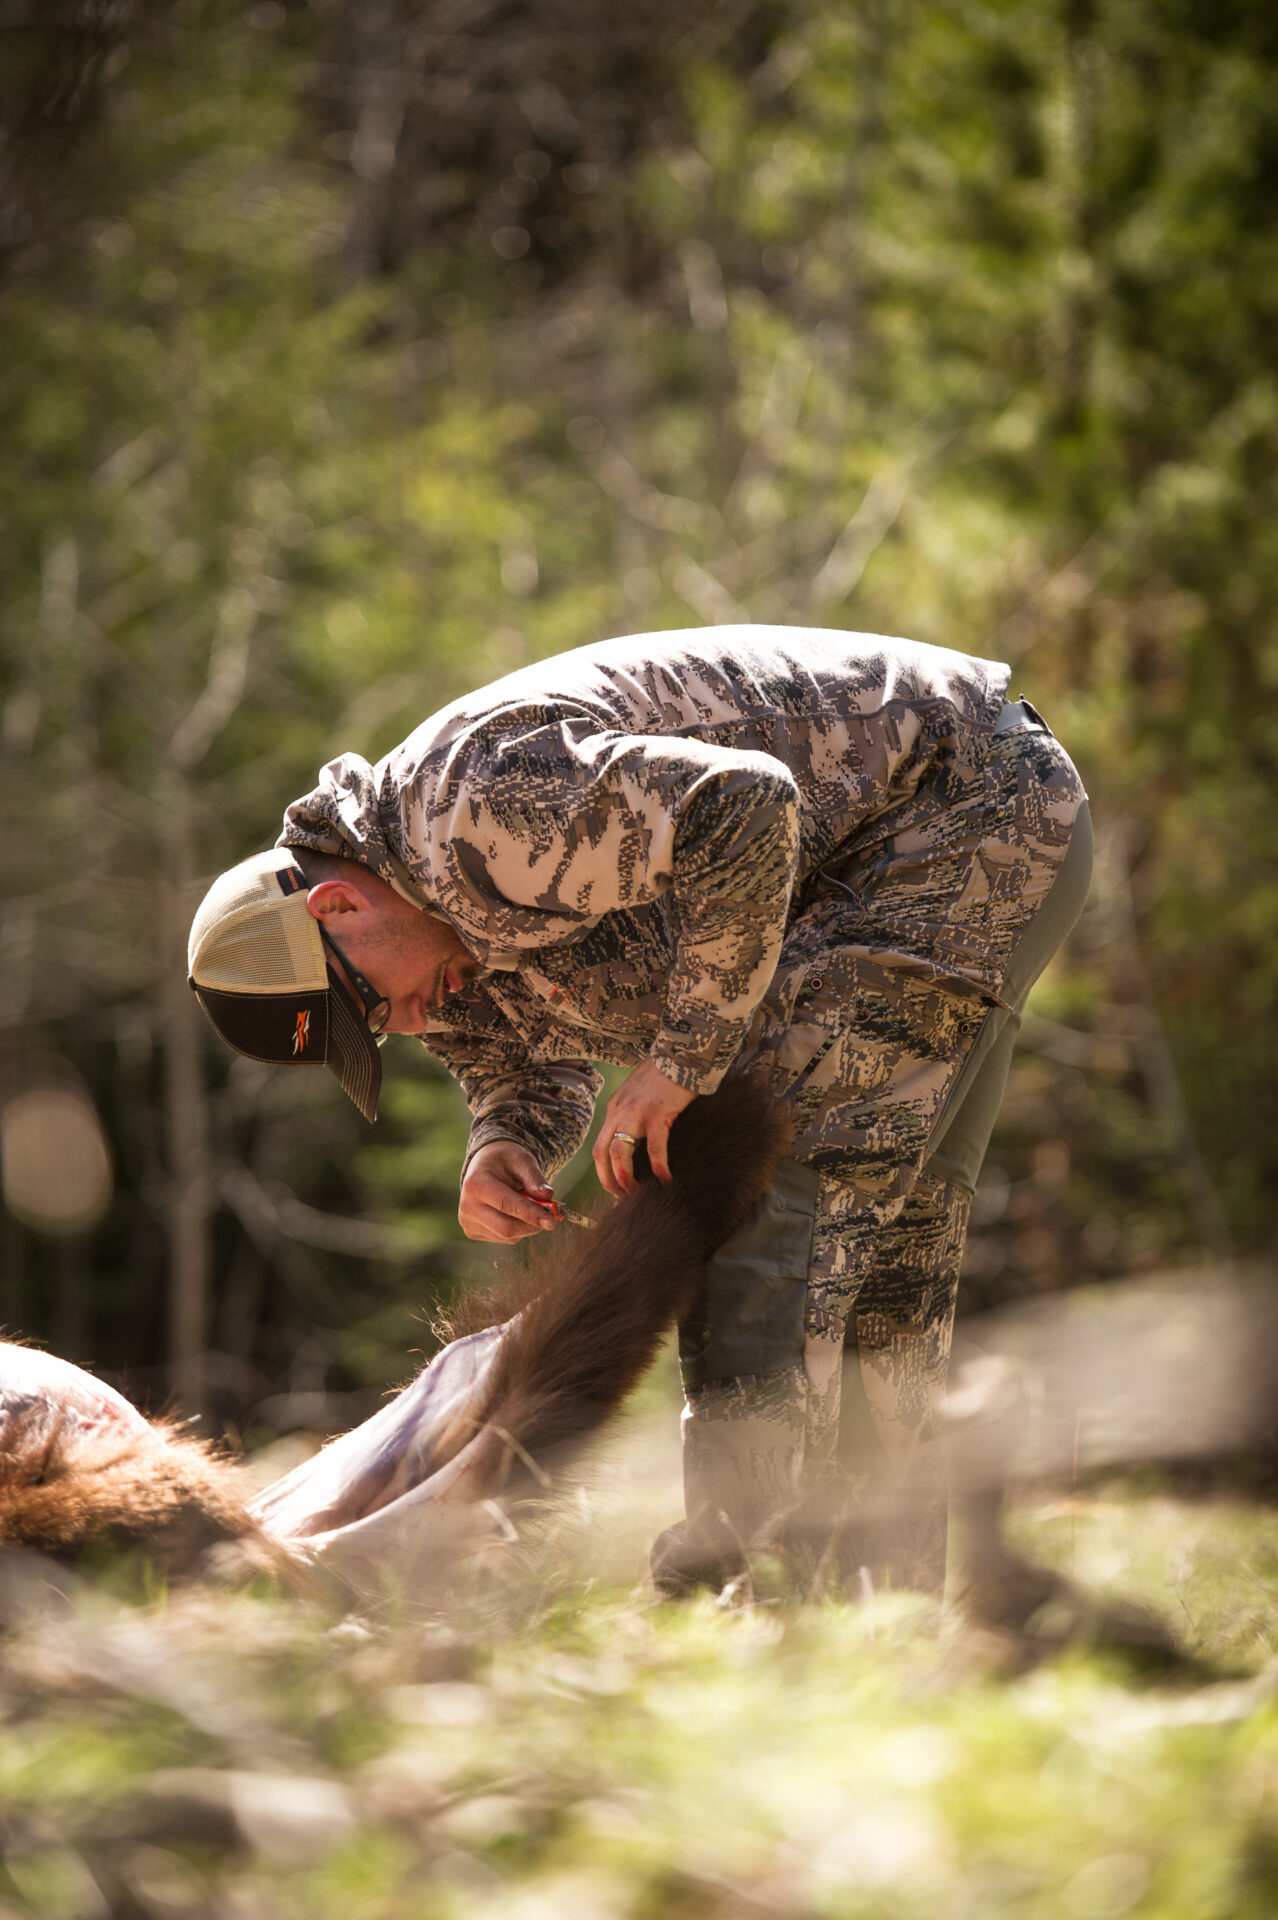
[0,1374,1275,1920]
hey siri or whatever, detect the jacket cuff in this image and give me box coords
[462,1119,548,1181]
[650,1017,747,1097]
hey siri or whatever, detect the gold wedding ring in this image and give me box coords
[612,1131,638,1146]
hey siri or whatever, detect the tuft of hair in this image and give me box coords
[461,1072,792,1496]
[0,1409,266,1577]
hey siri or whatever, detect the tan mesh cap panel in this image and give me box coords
[188,850,326,996]
[189,850,381,1121]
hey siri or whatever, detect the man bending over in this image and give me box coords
[188,625,1091,1592]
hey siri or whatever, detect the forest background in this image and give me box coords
[1,0,1276,1437]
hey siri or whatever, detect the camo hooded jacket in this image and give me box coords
[279,624,1013,1173]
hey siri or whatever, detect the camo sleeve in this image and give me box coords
[423,730,802,1095]
[418,993,602,1180]
[654,747,801,1091]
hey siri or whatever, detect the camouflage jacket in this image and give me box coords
[279,625,1011,1175]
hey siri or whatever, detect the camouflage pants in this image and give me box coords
[675,707,1091,1594]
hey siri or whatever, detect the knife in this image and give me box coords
[531,1195,597,1230]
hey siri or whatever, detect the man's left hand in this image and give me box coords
[593,1058,696,1196]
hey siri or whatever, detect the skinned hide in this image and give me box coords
[0,1347,266,1576]
[0,1075,791,1581]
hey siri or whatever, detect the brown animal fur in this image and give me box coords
[459,1072,792,1495]
[0,1409,262,1575]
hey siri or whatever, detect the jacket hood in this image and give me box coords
[278,753,451,924]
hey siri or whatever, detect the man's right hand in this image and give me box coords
[458,1140,558,1243]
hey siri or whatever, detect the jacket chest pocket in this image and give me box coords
[537,968,662,1034]
[752,953,866,1094]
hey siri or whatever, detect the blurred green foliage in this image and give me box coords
[0,0,1275,1423]
[0,1437,1274,1918]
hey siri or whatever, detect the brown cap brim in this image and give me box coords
[191,966,381,1122]
[324,969,382,1122]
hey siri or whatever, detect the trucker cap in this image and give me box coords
[187,849,381,1122]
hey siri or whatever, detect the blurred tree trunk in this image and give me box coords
[160,773,211,1416]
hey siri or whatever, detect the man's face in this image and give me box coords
[306,878,481,1035]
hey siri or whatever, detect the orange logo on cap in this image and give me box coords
[293,1010,311,1055]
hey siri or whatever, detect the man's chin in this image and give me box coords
[383,1003,429,1035]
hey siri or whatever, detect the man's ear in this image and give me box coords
[304,879,368,920]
